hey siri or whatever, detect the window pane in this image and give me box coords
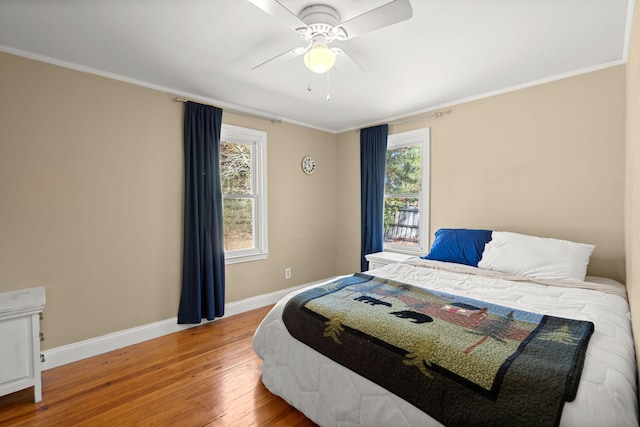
[384,197,420,247]
[220,141,253,195]
[223,198,254,251]
[385,145,421,194]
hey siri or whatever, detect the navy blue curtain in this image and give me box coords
[178,101,225,324]
[360,124,388,271]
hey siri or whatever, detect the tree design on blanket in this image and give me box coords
[464,311,515,354]
[403,337,438,378]
[537,323,579,345]
[323,313,346,344]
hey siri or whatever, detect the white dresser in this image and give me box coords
[0,286,46,402]
[365,251,415,270]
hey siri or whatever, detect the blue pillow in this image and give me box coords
[422,228,493,267]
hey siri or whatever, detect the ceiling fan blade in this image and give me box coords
[247,0,308,31]
[252,45,308,71]
[337,0,413,40]
[332,48,366,74]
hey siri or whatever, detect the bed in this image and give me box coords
[253,229,639,426]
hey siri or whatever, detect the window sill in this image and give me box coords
[225,251,268,265]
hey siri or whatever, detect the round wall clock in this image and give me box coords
[301,156,316,175]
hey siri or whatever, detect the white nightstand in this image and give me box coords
[0,286,46,402]
[365,252,415,270]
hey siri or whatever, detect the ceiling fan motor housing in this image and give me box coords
[297,4,347,41]
[299,5,339,26]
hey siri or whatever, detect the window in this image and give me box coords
[383,127,430,255]
[220,124,268,264]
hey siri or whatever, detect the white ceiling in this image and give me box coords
[0,0,634,133]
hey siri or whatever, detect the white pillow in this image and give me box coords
[477,231,595,281]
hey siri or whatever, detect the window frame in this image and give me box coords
[383,127,431,255]
[220,123,268,264]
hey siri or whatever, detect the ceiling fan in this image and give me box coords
[248,0,413,74]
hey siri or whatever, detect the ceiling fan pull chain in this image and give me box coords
[307,65,313,92]
[326,71,331,101]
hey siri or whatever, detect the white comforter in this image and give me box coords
[253,260,638,427]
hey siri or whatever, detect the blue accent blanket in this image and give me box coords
[282,273,594,427]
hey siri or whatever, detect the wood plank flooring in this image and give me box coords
[0,305,317,426]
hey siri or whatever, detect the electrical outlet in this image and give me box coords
[285,267,292,279]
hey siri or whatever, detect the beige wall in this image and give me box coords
[626,3,640,365]
[0,52,338,349]
[223,116,338,301]
[0,49,630,352]
[337,66,627,282]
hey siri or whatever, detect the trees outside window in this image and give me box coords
[220,124,268,264]
[384,128,430,254]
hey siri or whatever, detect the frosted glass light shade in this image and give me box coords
[303,45,336,73]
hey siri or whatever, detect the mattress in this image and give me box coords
[253,260,639,426]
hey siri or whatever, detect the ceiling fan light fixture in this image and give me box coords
[303,44,336,74]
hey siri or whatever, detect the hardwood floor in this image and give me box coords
[0,305,317,426]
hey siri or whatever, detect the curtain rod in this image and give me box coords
[174,97,283,124]
[388,109,452,126]
[356,109,452,132]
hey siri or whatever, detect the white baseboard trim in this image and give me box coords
[41,278,334,371]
